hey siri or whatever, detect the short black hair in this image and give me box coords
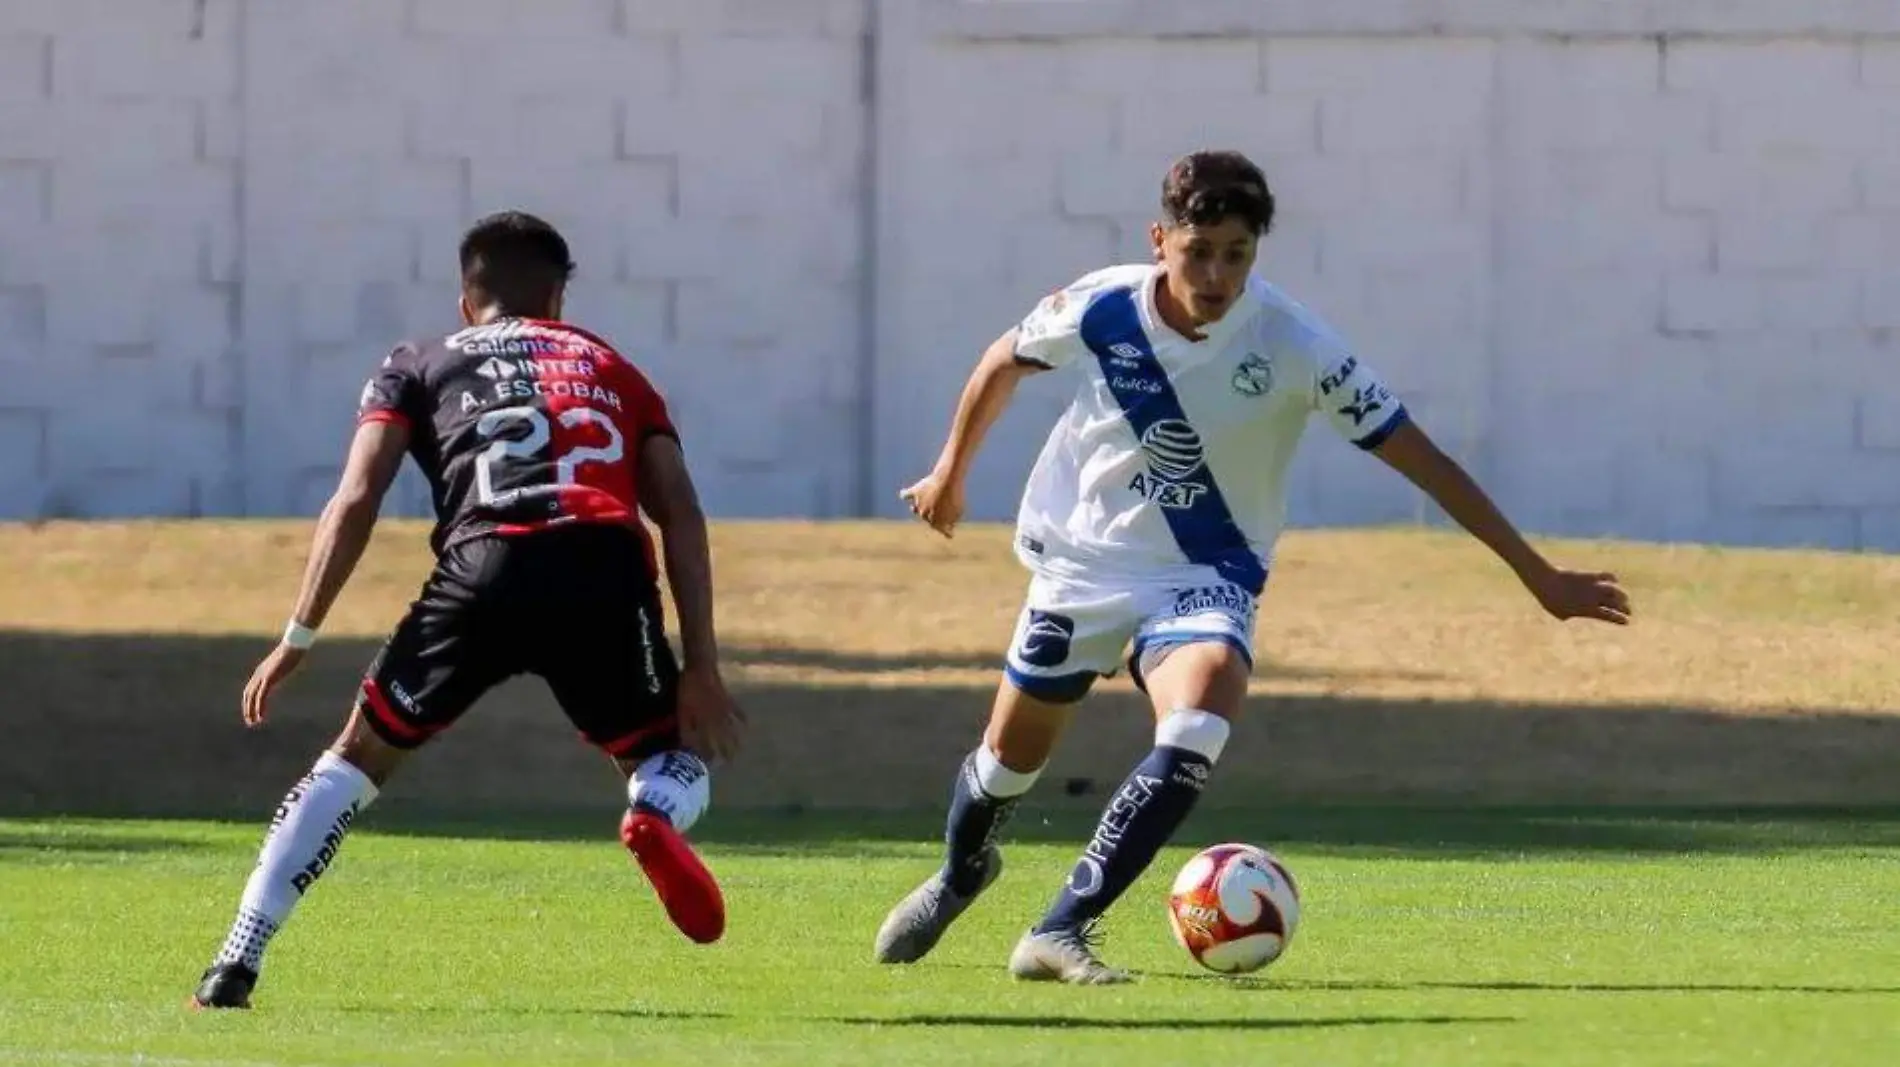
[458,211,576,315]
[1161,151,1275,236]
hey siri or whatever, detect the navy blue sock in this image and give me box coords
[942,753,1019,894]
[1034,744,1211,933]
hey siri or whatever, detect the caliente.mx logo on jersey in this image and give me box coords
[1130,418,1209,509]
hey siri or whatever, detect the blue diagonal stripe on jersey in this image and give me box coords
[1079,288,1268,596]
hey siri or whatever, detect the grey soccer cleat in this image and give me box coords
[1008,922,1132,985]
[873,846,1003,964]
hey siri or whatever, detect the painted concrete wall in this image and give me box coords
[5,1,1899,548]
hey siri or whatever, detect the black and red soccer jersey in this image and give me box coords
[356,318,676,566]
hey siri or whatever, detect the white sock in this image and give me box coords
[628,750,712,834]
[1156,707,1231,763]
[972,743,1041,799]
[213,751,378,972]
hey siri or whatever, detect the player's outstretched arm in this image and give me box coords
[638,435,744,762]
[242,420,409,726]
[1369,420,1633,626]
[901,329,1045,537]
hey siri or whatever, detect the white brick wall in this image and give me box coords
[5,0,1899,551]
[875,1,1900,551]
[0,0,866,520]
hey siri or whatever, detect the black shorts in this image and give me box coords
[357,524,680,760]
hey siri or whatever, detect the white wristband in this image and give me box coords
[282,621,318,650]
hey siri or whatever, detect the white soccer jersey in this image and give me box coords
[1010,264,1408,594]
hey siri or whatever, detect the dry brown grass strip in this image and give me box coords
[3,519,1895,716]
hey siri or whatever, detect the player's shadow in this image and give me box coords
[823,1012,1518,1031]
[333,1004,733,1021]
[1245,978,1900,996]
[7,629,1900,850]
[724,643,1446,684]
[0,826,215,858]
[687,804,1900,859]
[728,644,1002,674]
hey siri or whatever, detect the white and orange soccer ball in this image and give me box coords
[1166,843,1301,975]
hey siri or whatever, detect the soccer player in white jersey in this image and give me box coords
[872,150,1633,984]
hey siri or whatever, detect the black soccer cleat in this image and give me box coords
[187,963,257,1011]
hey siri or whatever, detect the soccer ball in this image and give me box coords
[1167,843,1301,975]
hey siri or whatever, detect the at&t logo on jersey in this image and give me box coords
[1129,419,1210,509]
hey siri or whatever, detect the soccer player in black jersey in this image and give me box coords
[189,212,743,1010]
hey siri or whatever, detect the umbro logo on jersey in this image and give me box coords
[1108,342,1144,360]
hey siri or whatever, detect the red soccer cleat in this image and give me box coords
[620,810,725,944]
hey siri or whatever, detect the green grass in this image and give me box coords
[2,810,1898,1066]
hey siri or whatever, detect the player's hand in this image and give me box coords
[899,469,965,538]
[241,643,308,727]
[1526,565,1632,625]
[677,666,745,764]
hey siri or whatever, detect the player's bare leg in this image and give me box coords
[874,678,1081,964]
[612,749,725,944]
[1010,641,1245,985]
[191,708,405,1010]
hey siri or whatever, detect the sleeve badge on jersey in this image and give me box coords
[1338,384,1391,426]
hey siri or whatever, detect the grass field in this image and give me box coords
[2,810,1897,1066]
[3,520,1899,1064]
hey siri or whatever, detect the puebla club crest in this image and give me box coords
[1232,353,1273,397]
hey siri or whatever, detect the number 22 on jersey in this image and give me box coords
[474,404,625,508]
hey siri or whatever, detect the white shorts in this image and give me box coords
[1003,573,1259,703]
